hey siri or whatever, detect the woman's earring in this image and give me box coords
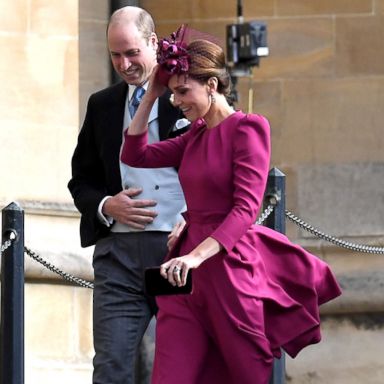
[210,93,216,104]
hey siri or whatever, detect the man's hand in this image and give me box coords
[167,221,186,250]
[103,188,157,229]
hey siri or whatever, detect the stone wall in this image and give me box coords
[0,1,100,382]
[1,1,384,383]
[142,0,384,241]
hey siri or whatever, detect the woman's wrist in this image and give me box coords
[191,237,222,262]
[142,91,157,105]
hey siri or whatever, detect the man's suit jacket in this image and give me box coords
[68,81,186,247]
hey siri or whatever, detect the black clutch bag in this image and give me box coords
[144,267,193,296]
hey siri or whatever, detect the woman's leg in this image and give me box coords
[151,295,210,384]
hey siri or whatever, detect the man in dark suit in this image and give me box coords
[68,6,188,384]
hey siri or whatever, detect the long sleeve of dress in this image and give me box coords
[210,114,271,253]
[121,112,271,254]
[121,128,193,168]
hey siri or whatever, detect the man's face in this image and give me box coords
[107,22,157,86]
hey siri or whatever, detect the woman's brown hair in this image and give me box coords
[186,40,231,97]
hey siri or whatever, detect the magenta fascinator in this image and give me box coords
[156,24,223,86]
[157,25,190,86]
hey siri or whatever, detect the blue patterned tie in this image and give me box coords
[129,86,145,118]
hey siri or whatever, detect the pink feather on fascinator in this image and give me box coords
[156,24,223,86]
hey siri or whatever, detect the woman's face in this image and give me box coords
[168,75,210,122]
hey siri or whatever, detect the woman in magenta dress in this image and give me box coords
[121,26,342,384]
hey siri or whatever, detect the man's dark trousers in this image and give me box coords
[92,231,168,384]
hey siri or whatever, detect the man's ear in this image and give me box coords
[150,32,158,49]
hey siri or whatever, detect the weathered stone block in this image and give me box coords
[336,15,384,76]
[141,0,230,21]
[297,163,384,237]
[378,0,384,14]
[272,78,384,165]
[79,0,109,20]
[0,0,28,33]
[0,35,78,126]
[25,361,92,384]
[255,18,334,79]
[235,78,283,135]
[276,0,372,16]
[25,284,79,358]
[286,315,384,384]
[30,0,78,36]
[79,19,110,123]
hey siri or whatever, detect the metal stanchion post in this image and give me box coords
[265,167,286,234]
[1,202,25,384]
[265,168,286,384]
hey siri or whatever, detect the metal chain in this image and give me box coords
[0,231,16,255]
[256,204,275,225]
[1,239,13,255]
[285,210,384,254]
[4,205,384,291]
[24,246,94,289]
[256,205,384,254]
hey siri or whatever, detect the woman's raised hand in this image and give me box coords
[146,65,167,100]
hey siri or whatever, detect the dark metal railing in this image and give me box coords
[265,168,286,384]
[1,202,25,384]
